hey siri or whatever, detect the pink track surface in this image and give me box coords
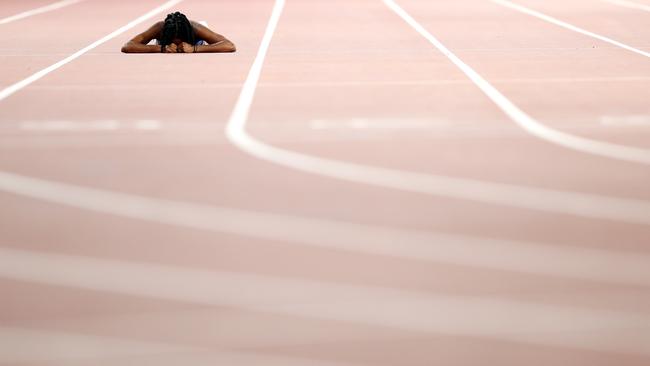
[1,0,650,364]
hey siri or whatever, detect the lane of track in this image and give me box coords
[0,0,184,87]
[490,0,650,57]
[232,0,650,248]
[0,0,649,364]
[1,0,648,254]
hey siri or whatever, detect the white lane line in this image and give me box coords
[0,327,192,363]
[223,0,650,223]
[309,118,650,133]
[0,0,184,102]
[225,0,285,139]
[490,0,650,58]
[382,0,650,164]
[602,0,650,12]
[16,76,650,90]
[258,76,650,86]
[18,120,162,132]
[132,351,364,366]
[2,171,650,285]
[1,247,650,355]
[72,308,411,350]
[0,0,84,25]
[309,118,448,130]
[20,120,120,131]
[24,83,243,90]
[600,115,650,127]
[0,327,362,366]
[134,119,162,130]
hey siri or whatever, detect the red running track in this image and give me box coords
[0,0,649,364]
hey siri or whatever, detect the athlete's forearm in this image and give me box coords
[121,42,161,53]
[195,40,236,53]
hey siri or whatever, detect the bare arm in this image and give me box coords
[121,22,164,53]
[191,21,236,53]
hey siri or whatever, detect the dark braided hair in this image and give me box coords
[160,12,196,52]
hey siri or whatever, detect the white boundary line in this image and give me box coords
[602,0,650,12]
[490,0,650,58]
[2,247,650,355]
[224,0,650,223]
[0,0,184,102]
[382,0,650,164]
[0,0,84,25]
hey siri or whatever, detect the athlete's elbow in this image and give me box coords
[223,41,236,53]
[121,43,131,53]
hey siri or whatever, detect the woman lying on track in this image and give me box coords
[121,12,236,53]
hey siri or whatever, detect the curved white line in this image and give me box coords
[0,326,363,366]
[0,0,185,102]
[224,0,650,223]
[227,128,650,225]
[2,171,650,285]
[0,0,84,25]
[602,0,650,12]
[2,247,650,355]
[491,0,650,58]
[383,0,650,165]
[0,327,191,363]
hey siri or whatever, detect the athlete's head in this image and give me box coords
[160,12,195,51]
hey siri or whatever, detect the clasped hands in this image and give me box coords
[164,42,196,53]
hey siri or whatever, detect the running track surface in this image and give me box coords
[1,0,649,365]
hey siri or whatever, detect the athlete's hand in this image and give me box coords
[178,42,194,53]
[164,44,178,53]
